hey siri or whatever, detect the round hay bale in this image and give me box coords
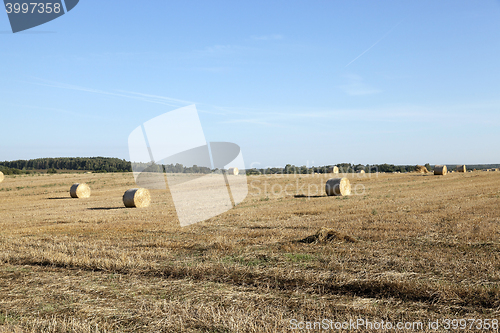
[70,183,91,198]
[0,171,4,183]
[434,165,447,175]
[415,165,429,173]
[328,166,339,173]
[325,178,351,196]
[123,188,150,208]
[227,167,239,175]
[357,169,365,174]
[456,165,466,173]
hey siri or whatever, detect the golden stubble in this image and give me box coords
[1,171,500,332]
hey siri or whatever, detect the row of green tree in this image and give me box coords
[245,163,418,175]
[1,157,499,176]
[0,158,214,174]
[0,157,132,173]
[132,162,212,174]
[0,166,31,175]
[461,164,500,170]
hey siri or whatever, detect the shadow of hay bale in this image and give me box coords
[299,228,357,244]
[293,194,326,198]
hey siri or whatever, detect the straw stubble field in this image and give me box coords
[1,171,500,332]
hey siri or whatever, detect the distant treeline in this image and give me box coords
[133,162,212,174]
[1,158,499,176]
[245,163,500,175]
[245,163,417,175]
[0,158,213,174]
[455,164,500,170]
[0,166,29,175]
[0,157,132,173]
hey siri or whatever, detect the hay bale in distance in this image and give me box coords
[357,169,365,174]
[0,171,4,183]
[227,167,239,175]
[328,166,339,173]
[70,183,91,198]
[434,165,447,175]
[456,165,466,173]
[415,165,429,173]
[123,188,150,208]
[299,228,356,243]
[325,178,351,196]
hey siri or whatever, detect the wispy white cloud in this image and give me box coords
[192,44,256,58]
[26,78,191,108]
[201,44,235,54]
[251,34,283,41]
[220,118,277,127]
[215,100,500,128]
[24,78,500,131]
[114,90,194,105]
[339,74,382,96]
[24,77,255,118]
[346,20,403,67]
[190,67,230,72]
[7,104,103,119]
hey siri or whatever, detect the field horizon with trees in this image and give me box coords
[1,157,499,176]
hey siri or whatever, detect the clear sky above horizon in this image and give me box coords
[1,1,499,168]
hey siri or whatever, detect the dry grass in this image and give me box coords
[1,171,500,332]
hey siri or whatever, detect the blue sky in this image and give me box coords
[1,0,499,167]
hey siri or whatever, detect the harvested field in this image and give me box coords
[1,171,500,332]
